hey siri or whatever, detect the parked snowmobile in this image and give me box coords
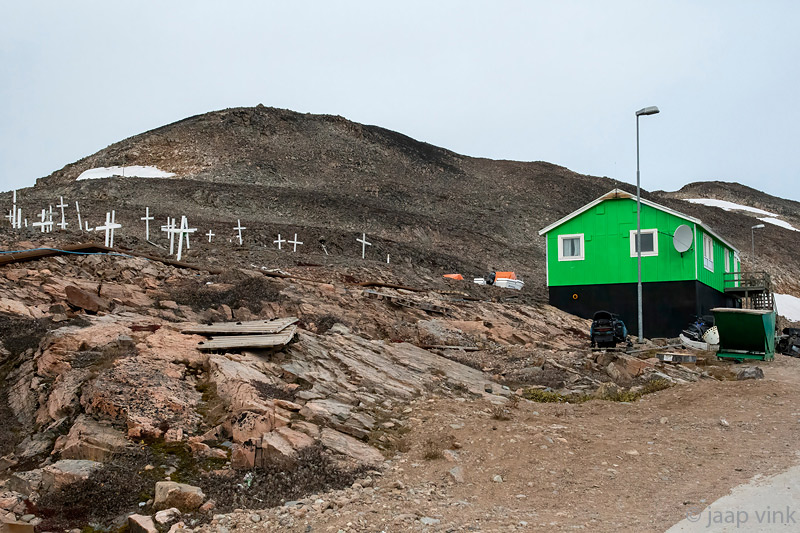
[590,310,630,348]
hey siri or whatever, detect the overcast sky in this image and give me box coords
[1,1,798,201]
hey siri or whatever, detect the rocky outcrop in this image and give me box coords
[153,482,205,512]
[41,460,102,492]
[128,514,158,533]
[52,415,129,461]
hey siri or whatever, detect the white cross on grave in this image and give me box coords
[15,208,22,230]
[288,233,303,252]
[141,207,154,241]
[170,216,197,261]
[95,211,122,247]
[357,233,372,259]
[234,219,246,245]
[56,197,68,230]
[274,234,286,250]
[11,191,17,228]
[32,209,51,232]
[206,229,215,243]
[109,210,119,246]
[5,210,13,226]
[75,201,82,232]
[161,217,176,255]
[47,206,54,233]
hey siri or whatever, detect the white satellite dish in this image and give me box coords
[673,224,693,253]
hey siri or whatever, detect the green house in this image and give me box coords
[538,189,741,337]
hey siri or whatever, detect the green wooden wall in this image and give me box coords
[546,198,734,291]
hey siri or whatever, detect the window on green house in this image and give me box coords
[724,250,730,273]
[629,229,658,257]
[703,234,714,272]
[558,234,584,261]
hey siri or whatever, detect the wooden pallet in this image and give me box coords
[182,317,298,335]
[197,326,297,351]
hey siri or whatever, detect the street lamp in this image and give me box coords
[635,105,660,343]
[751,224,765,257]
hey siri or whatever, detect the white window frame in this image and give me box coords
[724,250,730,273]
[629,229,658,257]
[558,233,585,261]
[703,233,714,272]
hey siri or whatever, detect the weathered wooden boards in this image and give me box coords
[182,317,298,335]
[184,317,298,351]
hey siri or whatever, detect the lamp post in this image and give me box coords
[751,224,765,257]
[635,105,660,343]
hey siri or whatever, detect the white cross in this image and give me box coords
[15,208,21,230]
[109,210,119,246]
[141,207,154,241]
[288,233,303,252]
[357,233,372,259]
[169,215,197,261]
[274,234,286,250]
[234,219,246,245]
[95,211,122,247]
[206,229,215,243]
[47,205,54,233]
[11,191,18,229]
[56,196,68,230]
[75,201,82,232]
[32,209,53,233]
[161,217,177,255]
[5,210,13,226]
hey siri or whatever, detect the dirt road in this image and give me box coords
[203,356,800,532]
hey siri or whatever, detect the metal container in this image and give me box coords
[711,307,776,361]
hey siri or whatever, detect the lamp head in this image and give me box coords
[752,224,766,229]
[636,106,660,116]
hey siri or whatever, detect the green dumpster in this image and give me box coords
[711,307,776,361]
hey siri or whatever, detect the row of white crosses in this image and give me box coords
[7,191,388,262]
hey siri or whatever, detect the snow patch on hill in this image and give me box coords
[775,293,800,323]
[684,198,798,231]
[684,198,777,216]
[757,217,799,232]
[77,166,175,180]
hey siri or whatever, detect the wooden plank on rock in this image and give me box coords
[182,317,298,335]
[197,326,297,351]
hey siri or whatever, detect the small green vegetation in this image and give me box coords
[522,389,576,403]
[422,438,444,460]
[523,378,673,404]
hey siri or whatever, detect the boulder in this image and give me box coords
[231,442,256,470]
[57,415,129,462]
[736,367,764,380]
[41,460,102,492]
[6,470,42,497]
[606,362,632,386]
[320,428,384,466]
[229,411,277,444]
[616,354,654,377]
[65,285,108,313]
[154,508,182,525]
[153,481,205,512]
[0,519,34,533]
[0,493,26,516]
[128,514,158,533]
[0,299,33,318]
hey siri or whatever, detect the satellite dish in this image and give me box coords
[673,224,693,253]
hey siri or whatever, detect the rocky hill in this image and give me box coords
[15,105,799,295]
[1,106,800,531]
